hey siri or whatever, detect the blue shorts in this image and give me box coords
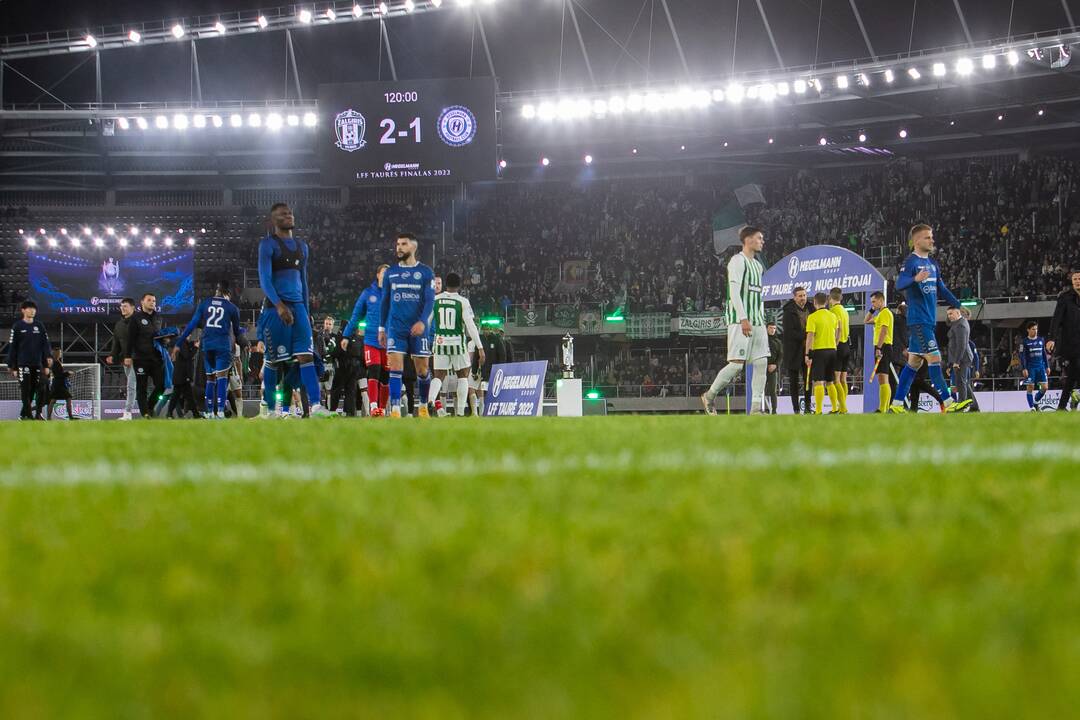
[385,327,432,357]
[908,323,940,356]
[257,301,314,363]
[1026,366,1048,386]
[203,346,232,375]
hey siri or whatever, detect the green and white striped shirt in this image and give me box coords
[433,291,483,356]
[725,252,766,326]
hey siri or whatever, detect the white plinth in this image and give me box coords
[556,378,583,417]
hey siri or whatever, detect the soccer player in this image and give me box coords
[804,293,839,415]
[701,226,769,415]
[378,232,436,418]
[864,291,894,413]
[827,288,851,414]
[889,224,971,413]
[255,203,332,418]
[6,300,52,420]
[174,282,241,419]
[430,273,486,416]
[343,264,389,416]
[1019,320,1050,411]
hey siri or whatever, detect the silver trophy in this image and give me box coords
[561,332,575,378]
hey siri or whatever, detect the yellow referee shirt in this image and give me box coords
[874,307,894,346]
[806,308,839,351]
[830,303,850,343]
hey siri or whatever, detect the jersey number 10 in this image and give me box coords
[438,306,457,330]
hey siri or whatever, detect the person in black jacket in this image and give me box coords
[327,327,362,416]
[781,287,812,413]
[1048,270,1080,411]
[890,302,909,406]
[167,335,200,418]
[104,297,137,420]
[6,300,52,419]
[123,292,165,419]
[765,320,783,414]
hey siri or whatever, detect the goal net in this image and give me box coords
[0,363,102,420]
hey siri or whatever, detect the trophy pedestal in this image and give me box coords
[556,378,583,417]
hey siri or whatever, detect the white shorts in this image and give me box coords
[434,353,471,373]
[726,324,770,362]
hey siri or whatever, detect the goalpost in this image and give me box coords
[0,363,102,420]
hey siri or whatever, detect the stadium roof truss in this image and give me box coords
[3,0,1080,174]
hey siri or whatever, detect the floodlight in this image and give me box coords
[982,54,997,70]
[248,113,262,127]
[287,114,300,126]
[258,15,269,28]
[302,112,318,127]
[884,69,895,83]
[956,57,974,76]
[86,34,98,48]
[933,62,946,77]
[230,114,243,127]
[1006,50,1020,66]
[214,21,227,34]
[171,24,185,38]
[836,75,849,89]
[907,67,921,80]
[299,9,313,23]
[128,29,142,42]
[193,114,207,128]
[173,114,189,130]
[155,115,168,129]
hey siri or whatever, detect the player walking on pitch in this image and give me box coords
[701,226,769,415]
[343,264,390,416]
[430,273,485,416]
[889,224,971,413]
[1019,320,1050,411]
[256,203,333,418]
[378,232,436,418]
[174,282,242,419]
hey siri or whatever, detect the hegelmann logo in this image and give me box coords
[490,369,541,398]
[789,255,843,278]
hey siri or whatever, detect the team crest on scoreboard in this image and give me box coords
[334,109,367,152]
[437,105,477,147]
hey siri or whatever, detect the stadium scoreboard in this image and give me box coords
[319,78,496,185]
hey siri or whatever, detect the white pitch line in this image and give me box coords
[0,442,1078,487]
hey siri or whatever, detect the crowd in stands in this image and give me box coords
[255,155,1080,322]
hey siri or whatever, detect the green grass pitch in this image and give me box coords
[1,414,1079,719]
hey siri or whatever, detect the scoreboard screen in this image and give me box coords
[318,77,496,185]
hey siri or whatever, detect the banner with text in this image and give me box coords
[484,360,549,417]
[760,244,882,301]
[677,313,727,336]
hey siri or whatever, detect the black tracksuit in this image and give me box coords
[766,331,783,414]
[109,316,131,361]
[167,339,199,418]
[1049,287,1080,410]
[327,331,362,415]
[7,318,51,419]
[781,299,812,413]
[124,308,164,418]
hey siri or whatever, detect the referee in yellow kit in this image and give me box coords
[804,292,839,415]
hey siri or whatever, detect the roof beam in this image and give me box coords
[952,0,975,45]
[658,0,691,79]
[848,0,878,60]
[753,0,785,68]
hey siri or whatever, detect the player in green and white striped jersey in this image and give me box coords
[702,226,771,415]
[430,273,485,416]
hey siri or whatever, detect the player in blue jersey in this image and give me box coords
[255,202,332,418]
[889,224,972,413]
[1019,320,1050,411]
[343,264,389,416]
[378,232,436,418]
[173,281,241,419]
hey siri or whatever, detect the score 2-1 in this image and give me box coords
[379,117,421,144]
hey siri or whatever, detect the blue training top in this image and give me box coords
[379,263,435,334]
[176,296,242,351]
[343,281,383,347]
[895,253,961,326]
[257,234,309,306]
